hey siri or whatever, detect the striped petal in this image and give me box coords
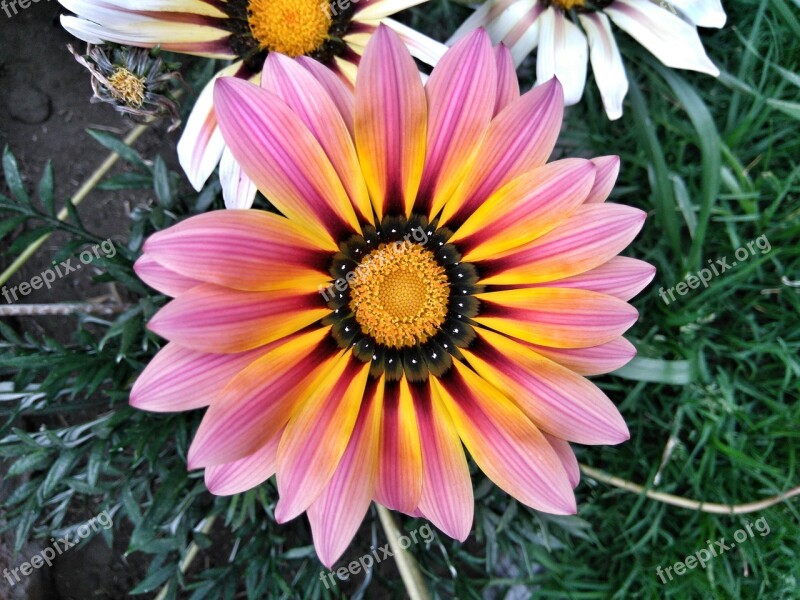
[415,29,497,216]
[526,256,656,301]
[477,204,647,285]
[436,78,564,226]
[526,337,637,376]
[475,288,639,349]
[262,53,373,225]
[276,353,371,523]
[177,62,244,192]
[147,284,327,354]
[417,385,473,541]
[579,12,628,120]
[543,433,580,488]
[296,56,356,134]
[355,25,427,219]
[536,7,588,106]
[130,342,269,413]
[375,378,423,512]
[187,329,337,468]
[494,44,521,115]
[605,0,720,76]
[133,254,199,297]
[352,0,428,20]
[214,77,360,247]
[585,155,621,204]
[433,361,576,514]
[449,0,533,46]
[663,0,726,28]
[220,147,257,209]
[205,431,282,496]
[307,378,383,568]
[143,210,332,291]
[450,159,596,262]
[462,328,630,444]
[501,1,544,66]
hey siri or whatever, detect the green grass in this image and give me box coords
[1,0,798,598]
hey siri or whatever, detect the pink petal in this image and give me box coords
[354,25,427,220]
[585,156,621,204]
[543,433,580,488]
[262,53,373,225]
[187,328,337,468]
[474,287,639,349]
[213,77,360,246]
[436,78,564,226]
[525,337,638,376]
[433,361,576,515]
[296,56,356,134]
[205,431,282,496]
[275,354,371,523]
[130,342,270,413]
[463,328,630,445]
[307,378,383,568]
[477,204,647,285]
[494,44,520,115]
[147,284,328,354]
[134,254,199,297]
[143,210,333,292]
[526,256,656,301]
[375,378,423,513]
[416,386,473,541]
[415,29,497,216]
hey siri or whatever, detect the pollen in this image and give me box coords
[248,0,332,57]
[350,242,450,349]
[107,68,146,108]
[551,0,585,9]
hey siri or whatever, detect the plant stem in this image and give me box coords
[154,515,217,600]
[0,123,150,287]
[0,303,128,317]
[580,464,800,514]
[376,504,431,600]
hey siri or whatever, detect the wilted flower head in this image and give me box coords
[69,44,182,130]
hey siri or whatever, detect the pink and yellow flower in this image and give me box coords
[59,0,446,208]
[131,26,654,567]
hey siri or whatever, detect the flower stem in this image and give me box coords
[0,303,128,317]
[376,504,431,600]
[0,122,150,287]
[580,464,800,514]
[153,515,217,600]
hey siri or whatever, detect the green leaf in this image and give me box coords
[2,146,30,204]
[38,161,55,215]
[41,450,79,497]
[86,129,149,170]
[153,156,174,209]
[7,452,51,477]
[612,357,694,385]
[129,563,175,595]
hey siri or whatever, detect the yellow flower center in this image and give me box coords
[107,68,146,108]
[248,0,332,57]
[551,0,585,9]
[349,242,450,349]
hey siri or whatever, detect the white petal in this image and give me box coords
[177,62,243,192]
[503,3,544,66]
[536,7,588,106]
[449,0,537,46]
[605,0,720,76]
[666,0,727,28]
[578,12,628,120]
[353,0,427,21]
[376,18,448,67]
[220,147,258,210]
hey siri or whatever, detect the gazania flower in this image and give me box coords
[131,27,654,567]
[59,0,446,208]
[450,0,725,119]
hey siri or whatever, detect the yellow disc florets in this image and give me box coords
[248,0,332,57]
[551,0,585,9]
[107,67,146,108]
[349,242,450,349]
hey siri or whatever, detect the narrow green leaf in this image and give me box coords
[2,146,30,204]
[86,129,148,170]
[38,161,55,215]
[612,357,694,385]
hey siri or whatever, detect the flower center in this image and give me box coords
[247,0,331,57]
[107,67,146,108]
[551,0,585,8]
[349,242,450,349]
